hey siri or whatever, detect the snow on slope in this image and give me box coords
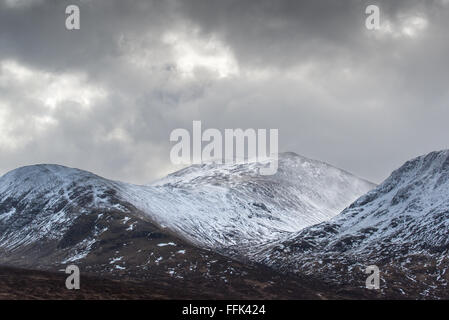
[0,153,374,254]
[0,164,128,251]
[119,152,375,249]
[254,150,449,295]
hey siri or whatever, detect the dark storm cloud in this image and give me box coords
[0,0,449,183]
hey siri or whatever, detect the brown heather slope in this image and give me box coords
[0,264,384,300]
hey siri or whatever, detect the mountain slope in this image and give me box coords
[0,154,375,299]
[3,151,449,298]
[254,150,449,298]
[0,153,373,263]
[0,164,127,254]
[124,152,375,249]
[0,164,315,298]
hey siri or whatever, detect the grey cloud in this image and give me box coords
[0,0,449,184]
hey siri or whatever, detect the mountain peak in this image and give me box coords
[255,149,449,297]
[0,164,104,195]
[2,164,87,180]
[279,151,300,158]
[389,149,449,181]
[0,153,374,251]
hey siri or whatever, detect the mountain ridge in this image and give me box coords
[0,152,377,299]
[5,151,449,298]
[252,149,449,298]
[0,153,375,252]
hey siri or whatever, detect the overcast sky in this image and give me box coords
[1,0,448,184]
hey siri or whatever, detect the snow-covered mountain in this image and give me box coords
[2,150,449,298]
[124,152,375,249]
[0,152,373,267]
[0,164,144,268]
[0,164,281,290]
[254,150,449,298]
[0,164,125,251]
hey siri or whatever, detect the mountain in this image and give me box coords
[253,150,449,298]
[128,152,375,249]
[2,150,449,299]
[0,153,374,259]
[0,164,311,298]
[0,153,375,298]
